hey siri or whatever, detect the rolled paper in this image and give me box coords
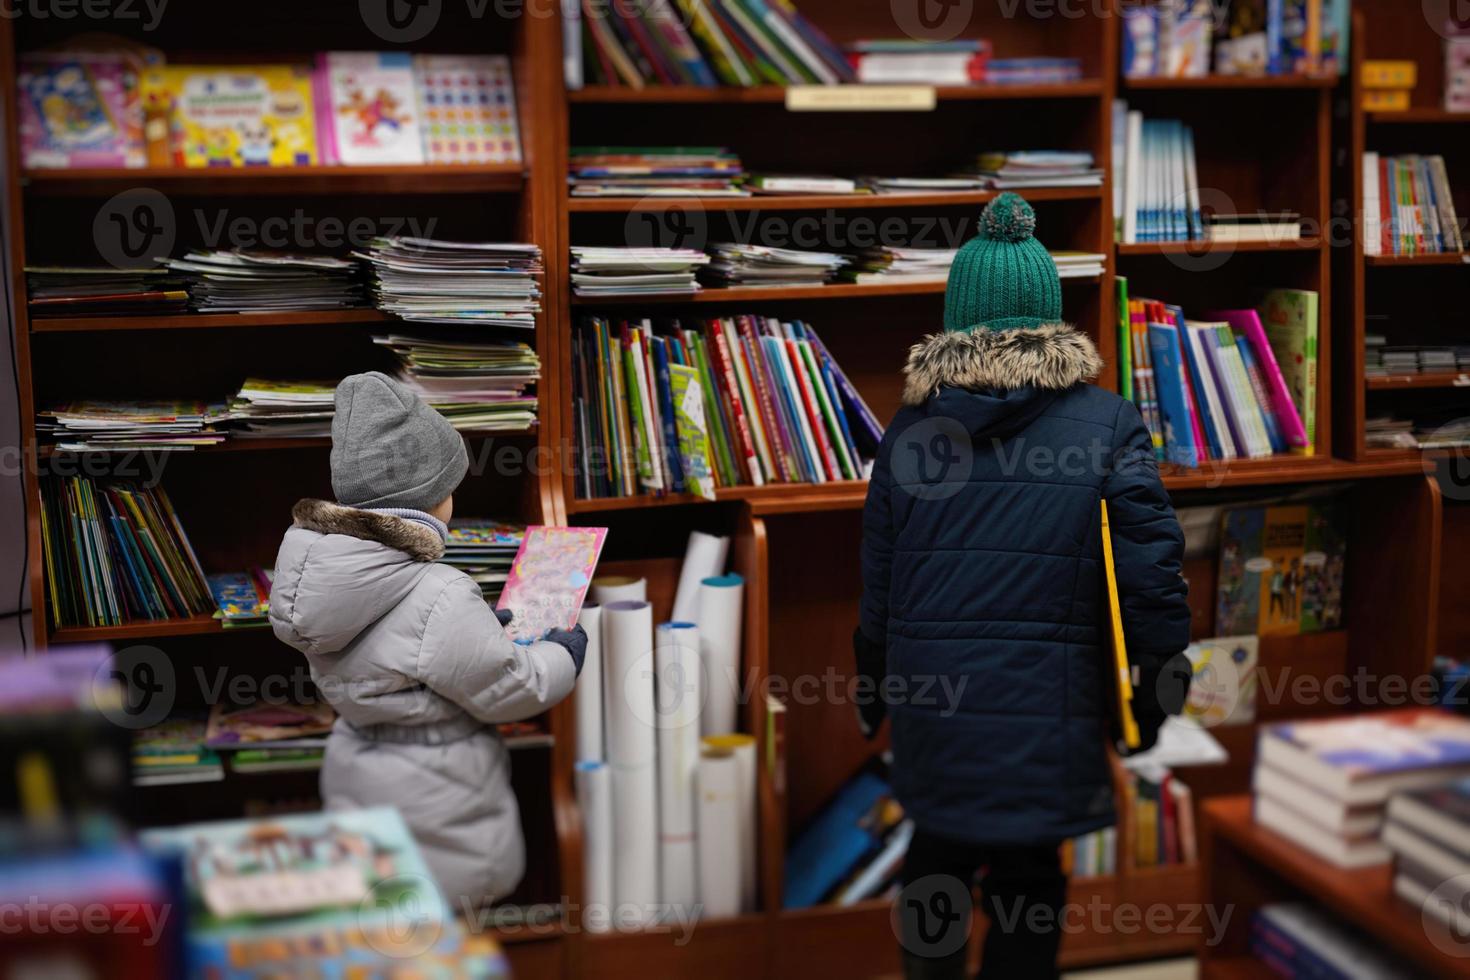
[704,733,757,913]
[603,600,655,768]
[575,760,613,932]
[672,531,729,624]
[611,759,660,922]
[575,604,604,763]
[655,621,703,910]
[697,573,745,738]
[590,575,647,605]
[695,741,742,920]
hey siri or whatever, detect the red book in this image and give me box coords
[736,316,794,482]
[1379,156,1392,255]
[786,337,840,481]
[708,321,760,485]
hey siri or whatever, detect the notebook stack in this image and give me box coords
[204,697,332,774]
[568,146,746,197]
[570,247,710,297]
[206,570,271,629]
[372,334,540,432]
[1205,211,1304,245]
[163,250,364,312]
[358,237,544,328]
[1385,778,1470,926]
[841,246,957,285]
[964,151,1103,189]
[744,174,858,196]
[132,715,224,787]
[26,266,189,317]
[1250,904,1402,979]
[1252,709,1470,868]
[224,379,338,439]
[443,520,525,600]
[701,243,849,288]
[37,400,228,452]
[845,39,990,84]
[984,57,1082,84]
[1051,251,1107,279]
[858,176,987,195]
[1364,336,1468,377]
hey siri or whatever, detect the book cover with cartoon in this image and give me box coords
[317,51,424,165]
[143,65,318,167]
[1216,501,1346,636]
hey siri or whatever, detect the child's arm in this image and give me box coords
[1102,399,1193,748]
[856,429,897,737]
[418,576,579,724]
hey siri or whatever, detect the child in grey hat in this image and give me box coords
[270,371,586,907]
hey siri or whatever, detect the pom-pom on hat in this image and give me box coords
[942,192,1063,334]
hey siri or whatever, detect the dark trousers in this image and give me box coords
[896,827,1068,980]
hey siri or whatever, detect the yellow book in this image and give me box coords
[1362,89,1412,113]
[1361,60,1417,90]
[142,65,318,168]
[1100,500,1141,749]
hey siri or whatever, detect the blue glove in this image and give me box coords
[494,608,514,627]
[543,625,588,677]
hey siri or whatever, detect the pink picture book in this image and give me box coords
[18,53,144,169]
[1205,308,1309,450]
[496,526,607,642]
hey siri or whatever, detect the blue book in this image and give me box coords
[1174,310,1224,459]
[1267,0,1285,74]
[651,336,685,493]
[1147,321,1200,468]
[763,335,818,481]
[806,325,883,455]
[1234,334,1288,453]
[783,771,890,909]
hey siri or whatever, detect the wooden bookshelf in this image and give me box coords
[1367,371,1470,390]
[567,80,1106,103]
[1123,73,1338,90]
[29,309,395,333]
[567,185,1102,213]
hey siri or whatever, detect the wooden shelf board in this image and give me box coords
[1201,956,1275,980]
[1161,454,1425,491]
[37,429,534,459]
[1367,108,1470,124]
[1124,73,1337,89]
[567,81,1105,104]
[31,309,394,333]
[571,277,1103,306]
[1364,252,1470,267]
[1366,371,1470,391]
[50,614,237,643]
[23,163,526,196]
[1116,239,1322,256]
[569,480,868,515]
[566,186,1102,213]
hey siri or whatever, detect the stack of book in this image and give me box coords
[1364,337,1468,377]
[568,146,746,197]
[372,334,540,431]
[357,238,544,328]
[570,246,710,297]
[1367,410,1470,451]
[1119,284,1316,468]
[1361,153,1464,257]
[844,39,989,84]
[25,266,188,317]
[1385,777,1470,926]
[133,715,224,787]
[1116,107,1205,244]
[984,57,1082,84]
[206,570,272,629]
[1051,251,1107,279]
[443,520,525,601]
[163,250,364,312]
[858,176,987,195]
[963,151,1103,190]
[577,0,854,88]
[224,378,338,439]
[744,174,858,195]
[1250,903,1401,978]
[1204,212,1304,244]
[784,770,907,908]
[205,699,334,776]
[1361,59,1416,113]
[701,243,849,288]
[571,315,881,500]
[37,400,228,453]
[39,477,214,629]
[1252,709,1470,868]
[841,246,957,285]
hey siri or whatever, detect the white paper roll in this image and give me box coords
[697,574,745,738]
[576,604,604,763]
[611,760,659,923]
[695,743,742,920]
[603,600,656,768]
[672,531,730,624]
[575,760,613,932]
[704,733,757,913]
[655,622,702,911]
[590,575,647,605]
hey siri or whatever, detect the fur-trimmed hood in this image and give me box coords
[291,499,444,562]
[902,323,1103,407]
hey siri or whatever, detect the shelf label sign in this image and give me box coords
[785,86,937,112]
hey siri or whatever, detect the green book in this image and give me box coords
[1259,289,1319,455]
[1117,276,1133,402]
[669,363,716,500]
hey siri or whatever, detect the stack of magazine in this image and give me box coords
[224,379,339,438]
[443,520,526,601]
[701,243,849,288]
[163,250,363,312]
[570,246,710,297]
[357,237,543,328]
[372,334,540,431]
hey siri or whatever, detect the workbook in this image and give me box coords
[142,64,319,167]
[315,51,424,165]
[1216,501,1347,636]
[413,54,521,164]
[496,526,607,641]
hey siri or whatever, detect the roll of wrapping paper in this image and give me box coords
[672,531,729,624]
[590,575,647,605]
[1100,500,1141,749]
[575,760,614,931]
[655,621,702,910]
[703,732,756,913]
[611,759,659,921]
[604,600,656,766]
[697,573,745,737]
[576,604,603,762]
[695,740,742,920]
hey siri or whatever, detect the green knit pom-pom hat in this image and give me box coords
[943,192,1063,334]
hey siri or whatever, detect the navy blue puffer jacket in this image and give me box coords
[859,324,1191,845]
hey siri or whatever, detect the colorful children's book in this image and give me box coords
[206,572,268,626]
[496,526,608,641]
[413,54,521,164]
[18,53,144,169]
[1207,307,1309,451]
[142,65,319,167]
[669,362,716,499]
[1216,501,1346,636]
[204,700,335,749]
[316,52,424,165]
[1259,289,1319,454]
[1147,318,1200,468]
[1182,635,1259,727]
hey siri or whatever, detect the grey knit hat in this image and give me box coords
[330,372,468,511]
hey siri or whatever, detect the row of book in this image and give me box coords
[1119,281,1319,467]
[1250,902,1401,978]
[570,315,881,500]
[19,49,519,170]
[1115,104,1203,244]
[1122,0,1346,79]
[1063,826,1117,877]
[1361,153,1465,257]
[1125,769,1196,869]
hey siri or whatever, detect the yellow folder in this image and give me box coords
[1100,500,1141,749]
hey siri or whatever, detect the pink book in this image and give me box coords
[495,526,607,642]
[1205,309,1309,449]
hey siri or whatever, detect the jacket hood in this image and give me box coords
[269,499,444,655]
[901,323,1104,439]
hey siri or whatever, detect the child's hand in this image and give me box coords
[494,608,514,627]
[542,625,588,677]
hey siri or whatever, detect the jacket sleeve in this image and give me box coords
[859,429,896,646]
[1102,399,1193,741]
[417,576,578,724]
